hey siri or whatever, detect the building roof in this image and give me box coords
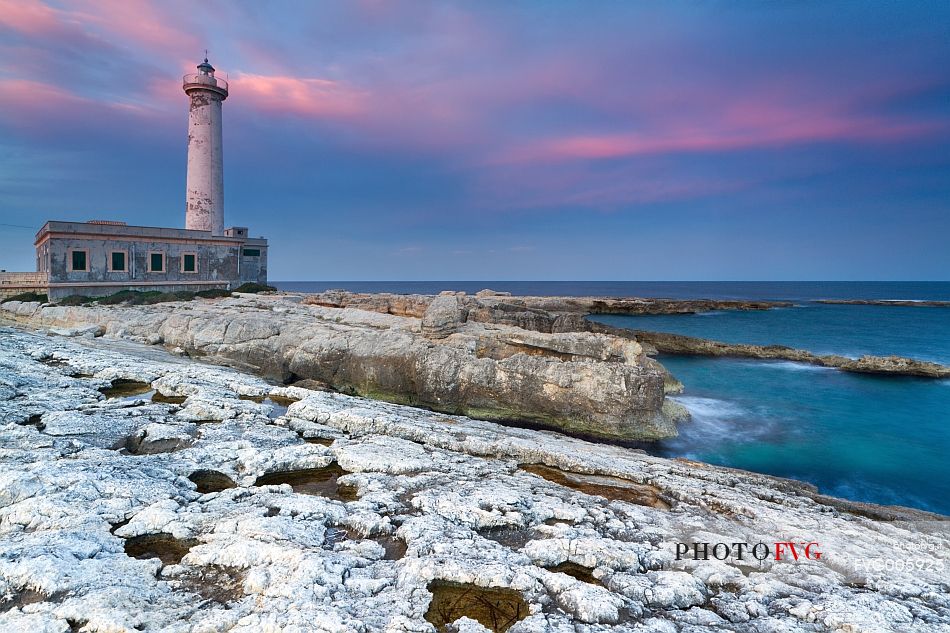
[35,221,267,247]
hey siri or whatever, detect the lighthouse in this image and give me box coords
[24,57,268,302]
[183,57,228,235]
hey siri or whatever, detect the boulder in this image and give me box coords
[47,324,104,338]
[421,295,464,339]
[475,288,512,297]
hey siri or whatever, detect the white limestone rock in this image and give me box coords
[541,571,625,624]
[608,570,708,609]
[2,296,676,441]
[47,323,103,338]
[0,326,947,633]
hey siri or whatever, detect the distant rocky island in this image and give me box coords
[816,299,950,307]
[1,290,948,632]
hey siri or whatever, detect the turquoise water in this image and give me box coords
[591,308,950,515]
[594,304,950,364]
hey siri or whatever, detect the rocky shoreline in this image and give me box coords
[304,289,790,323]
[0,295,678,441]
[624,329,950,379]
[300,290,950,379]
[1,326,947,632]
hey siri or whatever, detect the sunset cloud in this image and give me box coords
[231,73,368,119]
[504,117,940,164]
[1,1,948,279]
[0,0,62,36]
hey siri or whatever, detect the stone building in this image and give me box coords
[34,221,267,300]
[3,57,268,302]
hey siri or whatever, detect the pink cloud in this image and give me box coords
[472,157,752,211]
[501,99,942,165]
[0,77,172,140]
[0,78,85,113]
[0,0,200,63]
[231,73,368,119]
[2,1,946,217]
[0,0,62,35]
[69,0,199,59]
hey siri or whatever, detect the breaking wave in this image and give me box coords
[751,361,834,372]
[671,396,744,419]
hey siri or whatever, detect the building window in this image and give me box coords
[109,251,127,272]
[69,250,88,272]
[242,248,261,257]
[148,251,165,272]
[181,252,197,273]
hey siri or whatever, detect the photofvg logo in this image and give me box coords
[675,541,822,562]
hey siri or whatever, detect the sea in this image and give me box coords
[275,281,950,515]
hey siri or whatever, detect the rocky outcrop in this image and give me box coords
[475,288,512,298]
[305,289,432,318]
[299,291,950,379]
[1,296,675,441]
[836,354,950,378]
[302,290,791,321]
[624,329,950,379]
[421,294,465,339]
[0,329,947,632]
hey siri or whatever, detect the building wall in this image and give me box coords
[41,234,267,300]
[240,246,267,282]
[0,272,48,299]
[47,236,237,282]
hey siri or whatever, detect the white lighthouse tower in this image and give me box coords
[183,57,228,235]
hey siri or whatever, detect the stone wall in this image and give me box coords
[0,272,48,299]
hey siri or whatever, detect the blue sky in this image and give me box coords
[1,1,948,280]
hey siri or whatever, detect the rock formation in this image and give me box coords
[304,290,790,321]
[421,294,465,339]
[301,290,950,379]
[624,329,950,379]
[0,328,946,632]
[1,296,675,441]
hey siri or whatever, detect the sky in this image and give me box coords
[1,1,948,281]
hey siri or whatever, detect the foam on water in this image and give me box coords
[656,395,785,462]
[671,396,744,418]
[752,361,834,372]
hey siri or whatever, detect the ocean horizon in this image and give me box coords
[273,280,950,302]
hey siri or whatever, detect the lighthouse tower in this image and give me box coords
[183,57,228,235]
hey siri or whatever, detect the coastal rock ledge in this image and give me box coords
[0,296,675,441]
[0,328,948,632]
